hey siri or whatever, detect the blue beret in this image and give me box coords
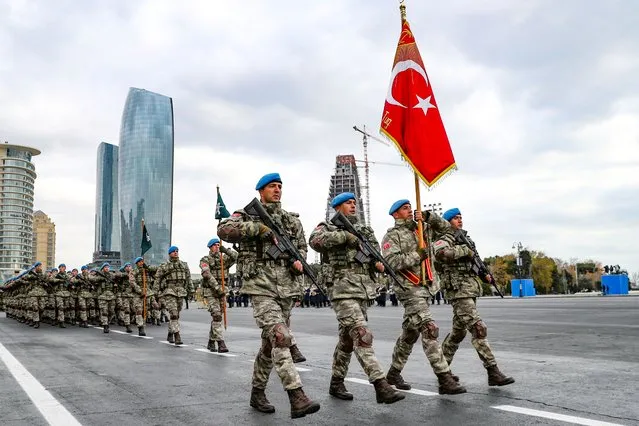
[124,262,131,268]
[51,268,58,272]
[255,173,282,190]
[331,192,356,208]
[443,208,461,221]
[119,266,125,272]
[100,262,110,269]
[207,238,220,248]
[81,265,88,271]
[168,245,179,254]
[134,257,144,264]
[58,263,66,268]
[389,199,411,215]
[33,261,42,268]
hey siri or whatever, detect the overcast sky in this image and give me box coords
[2,0,637,277]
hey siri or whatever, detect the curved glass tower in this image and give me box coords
[93,142,120,264]
[118,88,174,266]
[0,142,41,281]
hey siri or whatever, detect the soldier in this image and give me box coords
[24,262,48,329]
[116,263,134,333]
[217,173,320,419]
[381,199,466,394]
[50,264,72,328]
[73,265,92,328]
[90,262,117,333]
[435,208,515,387]
[199,237,238,353]
[130,257,151,336]
[156,246,193,345]
[309,192,404,404]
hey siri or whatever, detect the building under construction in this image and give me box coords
[325,155,366,225]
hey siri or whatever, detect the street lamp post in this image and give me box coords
[512,242,523,297]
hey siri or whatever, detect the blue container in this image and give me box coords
[510,279,535,297]
[601,275,629,295]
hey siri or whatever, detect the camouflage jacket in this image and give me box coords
[156,258,193,298]
[50,271,72,297]
[23,270,49,297]
[72,272,94,298]
[217,202,306,299]
[381,212,451,300]
[199,248,237,298]
[308,215,379,301]
[130,266,156,297]
[433,229,482,299]
[89,271,116,300]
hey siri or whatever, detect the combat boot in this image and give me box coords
[437,372,467,395]
[58,321,66,328]
[173,332,183,345]
[103,324,109,333]
[138,326,146,336]
[217,340,229,353]
[289,344,306,363]
[373,378,405,404]
[125,324,133,333]
[487,365,515,386]
[329,376,353,400]
[386,366,411,390]
[207,339,216,352]
[33,321,40,329]
[287,387,320,419]
[27,320,34,327]
[250,387,275,413]
[167,332,174,343]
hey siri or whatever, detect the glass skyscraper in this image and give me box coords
[93,142,121,266]
[118,88,174,266]
[0,142,41,281]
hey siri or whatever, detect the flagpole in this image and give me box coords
[217,185,228,330]
[141,219,147,321]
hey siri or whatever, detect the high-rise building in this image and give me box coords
[93,142,121,267]
[325,155,366,224]
[118,88,174,266]
[32,210,55,270]
[0,142,41,281]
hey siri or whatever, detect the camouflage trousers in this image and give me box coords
[98,299,116,326]
[28,296,47,322]
[441,297,496,368]
[331,298,385,382]
[251,295,302,391]
[162,295,183,333]
[130,297,144,327]
[119,297,133,326]
[148,296,160,321]
[205,297,225,341]
[77,296,90,322]
[391,296,450,374]
[53,295,68,322]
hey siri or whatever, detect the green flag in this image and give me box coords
[141,223,152,256]
[215,186,230,220]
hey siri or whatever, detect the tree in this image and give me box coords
[487,255,515,295]
[531,252,556,294]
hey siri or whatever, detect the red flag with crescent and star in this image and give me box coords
[380,18,456,187]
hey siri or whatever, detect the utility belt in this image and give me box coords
[256,259,288,267]
[334,264,369,275]
[165,280,185,285]
[442,263,472,276]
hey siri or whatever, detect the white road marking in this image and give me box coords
[0,342,82,426]
[194,348,237,357]
[346,377,438,396]
[295,367,312,372]
[492,405,624,426]
[159,341,189,347]
[109,330,128,335]
[130,335,154,339]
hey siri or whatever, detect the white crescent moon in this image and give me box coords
[385,59,429,108]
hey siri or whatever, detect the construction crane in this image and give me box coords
[353,125,403,225]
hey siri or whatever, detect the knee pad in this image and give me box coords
[271,323,293,348]
[212,313,223,322]
[350,326,373,348]
[170,313,179,320]
[337,331,354,353]
[421,321,439,340]
[470,320,487,339]
[403,329,420,345]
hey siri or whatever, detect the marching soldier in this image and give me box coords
[116,263,134,333]
[156,246,193,345]
[51,264,72,328]
[130,257,152,336]
[90,263,117,333]
[24,262,48,329]
[199,238,238,353]
[217,172,320,419]
[309,192,404,404]
[435,208,515,387]
[72,265,92,328]
[381,199,466,394]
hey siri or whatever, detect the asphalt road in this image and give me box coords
[1,296,638,426]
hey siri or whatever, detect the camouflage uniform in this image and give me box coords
[218,201,317,415]
[434,228,515,386]
[200,246,237,351]
[50,270,72,326]
[90,269,116,331]
[24,269,48,327]
[381,211,466,394]
[130,265,152,334]
[72,270,93,327]
[156,256,193,342]
[309,213,404,403]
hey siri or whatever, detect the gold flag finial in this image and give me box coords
[399,0,407,23]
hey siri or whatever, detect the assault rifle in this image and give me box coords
[244,198,324,296]
[330,211,407,291]
[453,229,503,298]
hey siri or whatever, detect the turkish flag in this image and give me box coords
[380,19,456,187]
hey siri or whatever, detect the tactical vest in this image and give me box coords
[437,233,473,277]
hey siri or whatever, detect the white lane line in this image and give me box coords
[130,335,154,340]
[493,405,624,426]
[346,377,438,396]
[109,330,128,335]
[194,348,237,357]
[0,342,82,426]
[159,341,189,347]
[295,367,312,372]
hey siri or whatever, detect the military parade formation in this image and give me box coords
[1,172,515,420]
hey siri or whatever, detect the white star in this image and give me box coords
[414,94,436,116]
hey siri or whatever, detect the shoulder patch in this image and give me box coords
[232,212,242,217]
[434,241,446,248]
[382,242,391,250]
